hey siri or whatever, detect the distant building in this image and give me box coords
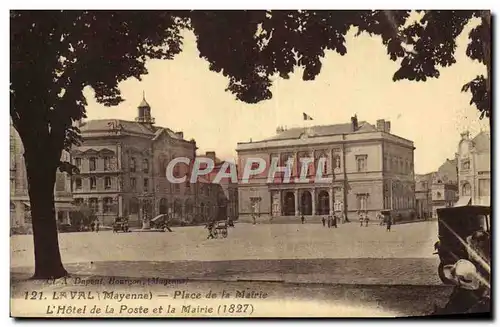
[415,173,432,219]
[236,116,416,223]
[71,96,199,227]
[10,122,74,227]
[415,158,459,219]
[196,151,239,221]
[456,131,491,206]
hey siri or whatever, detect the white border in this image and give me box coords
[3,2,498,326]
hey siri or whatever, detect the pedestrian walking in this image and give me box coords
[301,215,305,224]
[358,211,363,227]
[332,214,338,228]
[90,221,95,232]
[386,216,392,231]
[327,215,331,228]
[364,214,369,227]
[322,216,326,227]
[95,220,100,233]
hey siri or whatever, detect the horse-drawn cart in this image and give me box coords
[113,217,130,233]
[213,221,228,238]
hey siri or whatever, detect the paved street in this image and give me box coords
[11,221,441,285]
[11,221,448,317]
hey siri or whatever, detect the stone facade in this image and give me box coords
[236,116,416,223]
[10,122,74,227]
[415,159,459,219]
[415,174,432,219]
[456,131,491,206]
[71,97,214,227]
[196,151,239,221]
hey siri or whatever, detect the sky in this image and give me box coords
[84,19,489,175]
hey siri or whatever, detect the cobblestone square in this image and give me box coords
[11,221,441,285]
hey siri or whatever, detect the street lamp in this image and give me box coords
[139,192,153,230]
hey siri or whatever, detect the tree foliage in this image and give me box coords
[191,10,491,119]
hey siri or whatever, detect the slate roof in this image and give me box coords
[79,119,184,140]
[261,121,377,141]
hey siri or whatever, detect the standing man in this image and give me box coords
[358,211,363,227]
[332,213,338,228]
[95,220,100,233]
[386,214,392,231]
[322,216,326,227]
[301,214,305,224]
[327,215,332,228]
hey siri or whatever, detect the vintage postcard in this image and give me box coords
[10,10,491,318]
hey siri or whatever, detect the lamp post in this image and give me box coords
[139,192,153,230]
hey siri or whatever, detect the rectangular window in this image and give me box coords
[103,197,114,213]
[143,178,149,191]
[478,179,490,196]
[89,198,98,212]
[130,177,136,190]
[356,194,368,210]
[356,155,367,172]
[130,157,136,172]
[89,157,97,171]
[105,177,112,189]
[103,156,111,171]
[75,178,82,190]
[143,158,149,173]
[90,177,97,190]
[75,157,82,170]
[174,183,180,193]
[55,174,66,192]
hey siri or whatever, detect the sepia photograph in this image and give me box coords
[9,9,491,318]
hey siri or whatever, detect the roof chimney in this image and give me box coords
[351,115,359,132]
[385,121,391,133]
[376,119,386,131]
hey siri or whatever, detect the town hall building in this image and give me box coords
[236,116,416,223]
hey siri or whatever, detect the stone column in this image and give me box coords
[329,187,334,216]
[118,195,123,217]
[311,188,316,216]
[294,189,299,216]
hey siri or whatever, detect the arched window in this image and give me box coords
[130,197,139,214]
[462,182,472,196]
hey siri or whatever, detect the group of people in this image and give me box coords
[321,215,338,228]
[356,211,393,231]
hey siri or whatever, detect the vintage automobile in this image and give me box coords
[112,217,130,233]
[434,205,490,285]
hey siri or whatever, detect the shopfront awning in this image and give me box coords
[454,196,471,207]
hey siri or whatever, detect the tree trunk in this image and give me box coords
[24,147,67,279]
